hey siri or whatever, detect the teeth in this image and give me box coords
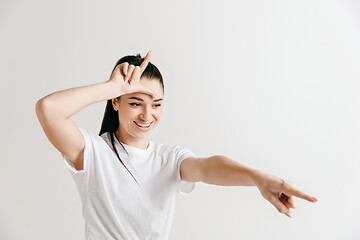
[134,121,151,127]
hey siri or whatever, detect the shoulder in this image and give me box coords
[152,141,195,158]
[153,141,180,152]
[99,131,111,144]
[79,127,109,147]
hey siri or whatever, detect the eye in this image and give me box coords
[129,103,140,107]
[129,103,161,108]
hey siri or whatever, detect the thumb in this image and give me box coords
[133,85,157,100]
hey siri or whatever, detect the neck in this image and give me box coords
[115,127,149,150]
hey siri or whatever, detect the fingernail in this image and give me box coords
[130,80,133,85]
[125,77,128,83]
[285,212,292,218]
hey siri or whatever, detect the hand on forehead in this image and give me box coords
[126,91,163,102]
[132,92,156,99]
[137,78,163,98]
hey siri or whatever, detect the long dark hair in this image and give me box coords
[99,53,164,187]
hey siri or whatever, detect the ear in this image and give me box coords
[111,98,118,111]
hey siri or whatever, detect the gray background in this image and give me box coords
[1,0,359,239]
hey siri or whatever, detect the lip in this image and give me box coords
[134,121,153,125]
[133,121,154,131]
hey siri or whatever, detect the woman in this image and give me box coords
[35,50,318,239]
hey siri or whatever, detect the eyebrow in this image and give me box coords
[128,97,163,102]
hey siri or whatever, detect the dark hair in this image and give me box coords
[98,53,164,187]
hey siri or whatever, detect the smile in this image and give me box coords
[134,121,153,128]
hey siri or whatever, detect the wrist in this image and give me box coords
[104,80,124,99]
[248,168,264,186]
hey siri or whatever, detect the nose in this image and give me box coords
[139,106,152,121]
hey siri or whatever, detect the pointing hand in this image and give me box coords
[253,170,318,218]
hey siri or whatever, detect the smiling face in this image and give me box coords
[112,77,164,147]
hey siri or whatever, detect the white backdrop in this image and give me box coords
[1,0,359,239]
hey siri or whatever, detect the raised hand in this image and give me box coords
[252,170,318,218]
[107,50,156,99]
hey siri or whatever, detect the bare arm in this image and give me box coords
[35,81,121,170]
[200,155,318,218]
[36,81,120,120]
[35,50,155,170]
[201,155,256,186]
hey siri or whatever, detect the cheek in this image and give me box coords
[155,110,163,119]
[119,105,135,115]
[118,109,134,122]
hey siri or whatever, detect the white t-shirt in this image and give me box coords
[62,127,197,240]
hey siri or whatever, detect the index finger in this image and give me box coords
[139,50,152,73]
[283,183,318,203]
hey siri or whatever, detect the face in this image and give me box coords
[112,77,164,142]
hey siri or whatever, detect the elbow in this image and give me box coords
[35,98,46,115]
[35,98,53,120]
[35,99,42,114]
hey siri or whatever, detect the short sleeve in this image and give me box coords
[175,145,197,195]
[62,127,94,198]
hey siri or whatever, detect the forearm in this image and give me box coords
[202,155,259,186]
[36,80,120,120]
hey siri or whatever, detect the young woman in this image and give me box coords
[35,50,318,239]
